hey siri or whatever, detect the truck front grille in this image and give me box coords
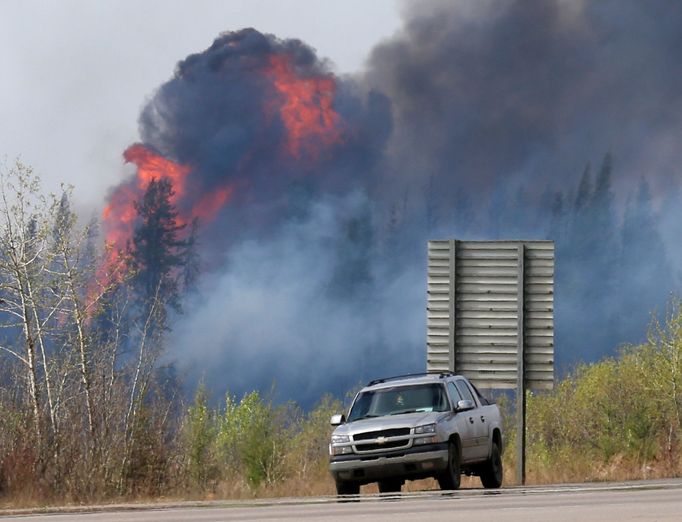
[357,440,410,451]
[352,428,411,441]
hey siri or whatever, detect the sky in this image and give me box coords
[0,0,403,213]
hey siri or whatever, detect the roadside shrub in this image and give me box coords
[186,384,218,490]
[217,391,291,488]
[523,299,682,482]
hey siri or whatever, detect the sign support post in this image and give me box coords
[448,240,457,373]
[516,243,526,485]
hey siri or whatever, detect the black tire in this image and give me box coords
[479,442,503,489]
[336,481,360,495]
[437,440,461,490]
[378,479,402,493]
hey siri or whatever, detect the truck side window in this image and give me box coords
[470,382,491,405]
[455,380,475,404]
[447,382,462,408]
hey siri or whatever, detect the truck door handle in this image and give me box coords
[469,417,474,424]
[481,416,485,422]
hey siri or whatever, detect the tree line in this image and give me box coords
[387,153,677,366]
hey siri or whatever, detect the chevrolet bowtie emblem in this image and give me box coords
[376,436,387,444]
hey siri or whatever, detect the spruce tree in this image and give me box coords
[589,154,618,294]
[547,190,566,242]
[574,163,593,213]
[329,197,374,299]
[129,178,192,320]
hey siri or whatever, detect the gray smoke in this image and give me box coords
[114,1,682,404]
[366,0,682,200]
[360,0,682,367]
[172,192,424,406]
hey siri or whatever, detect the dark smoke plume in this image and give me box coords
[104,2,682,404]
[367,0,682,199]
[362,0,682,368]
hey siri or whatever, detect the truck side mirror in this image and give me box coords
[456,399,475,412]
[330,414,346,426]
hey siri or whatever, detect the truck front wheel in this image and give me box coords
[336,481,360,495]
[479,442,503,489]
[437,440,461,490]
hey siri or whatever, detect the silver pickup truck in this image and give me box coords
[328,372,503,494]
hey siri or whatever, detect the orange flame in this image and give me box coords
[266,54,342,159]
[123,143,190,206]
[99,145,233,292]
[102,145,191,257]
[194,186,234,222]
[98,52,344,294]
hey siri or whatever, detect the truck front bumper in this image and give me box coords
[329,443,449,483]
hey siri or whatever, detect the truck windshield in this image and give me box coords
[348,383,449,422]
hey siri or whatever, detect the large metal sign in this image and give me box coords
[427,240,554,389]
[426,239,555,485]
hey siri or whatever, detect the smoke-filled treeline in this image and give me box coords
[177,298,682,489]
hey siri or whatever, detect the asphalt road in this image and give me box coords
[3,480,682,521]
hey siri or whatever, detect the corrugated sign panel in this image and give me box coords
[427,240,554,390]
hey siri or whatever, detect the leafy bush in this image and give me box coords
[522,299,682,481]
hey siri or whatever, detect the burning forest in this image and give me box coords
[2,0,682,502]
[93,1,682,405]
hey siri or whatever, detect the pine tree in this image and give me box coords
[129,178,193,318]
[561,157,620,361]
[329,197,374,299]
[589,154,618,287]
[574,163,593,213]
[547,190,566,242]
[563,165,594,304]
[592,154,616,236]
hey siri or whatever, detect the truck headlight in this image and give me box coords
[414,424,437,445]
[414,424,436,435]
[330,434,353,456]
[331,445,354,455]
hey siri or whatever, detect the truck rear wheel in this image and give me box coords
[479,442,503,489]
[437,440,461,490]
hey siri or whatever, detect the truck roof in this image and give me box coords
[363,372,456,391]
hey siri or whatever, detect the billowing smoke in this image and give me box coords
[363,0,682,368]
[367,0,682,197]
[104,29,390,258]
[102,28,401,404]
[102,1,682,404]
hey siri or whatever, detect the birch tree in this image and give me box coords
[0,161,58,454]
